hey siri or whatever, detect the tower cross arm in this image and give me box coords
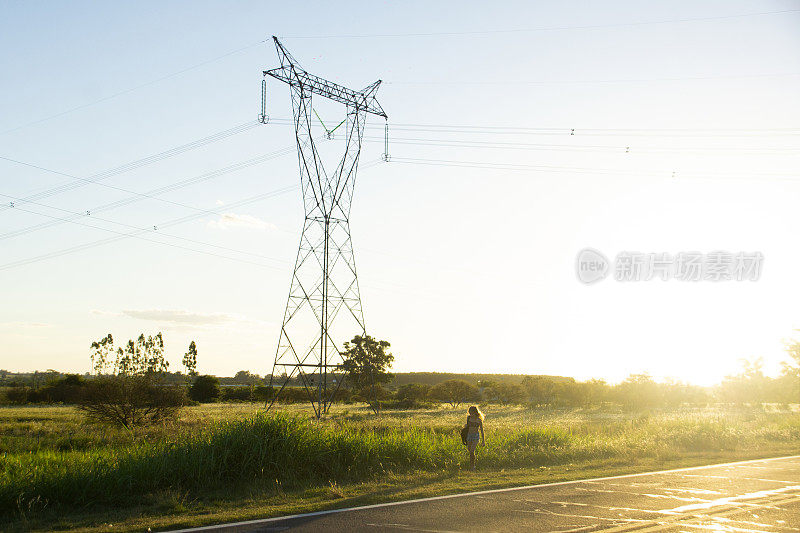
[264,37,386,118]
[265,66,387,118]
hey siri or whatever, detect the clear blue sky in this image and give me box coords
[1,1,799,384]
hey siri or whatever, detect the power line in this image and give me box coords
[0,120,261,213]
[285,9,800,39]
[386,72,800,86]
[385,125,800,138]
[0,159,384,272]
[267,117,800,137]
[390,156,800,181]
[364,136,800,156]
[7,203,291,270]
[0,185,296,272]
[0,147,295,241]
[0,41,266,137]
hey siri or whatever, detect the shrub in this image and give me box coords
[77,376,187,428]
[221,386,253,402]
[253,385,274,402]
[483,382,525,405]
[270,386,351,404]
[429,379,480,408]
[39,374,86,404]
[383,398,435,409]
[395,383,431,402]
[4,386,30,405]
[189,375,221,403]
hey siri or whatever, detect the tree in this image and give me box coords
[90,334,114,374]
[79,376,186,428]
[718,358,769,405]
[79,332,184,427]
[395,383,431,402]
[182,341,198,378]
[233,370,261,385]
[189,375,221,403]
[341,335,394,414]
[782,337,800,403]
[428,379,479,408]
[102,333,169,377]
[613,373,661,410]
[522,376,556,406]
[484,382,525,405]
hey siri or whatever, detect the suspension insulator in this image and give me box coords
[382,121,390,162]
[259,78,269,124]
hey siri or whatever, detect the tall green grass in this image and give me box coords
[1,408,798,519]
[0,414,459,516]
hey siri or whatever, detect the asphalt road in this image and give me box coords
[173,455,800,532]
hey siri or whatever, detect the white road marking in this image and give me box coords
[547,501,670,515]
[574,486,707,502]
[365,523,461,532]
[662,485,800,514]
[167,455,800,532]
[514,508,650,524]
[662,487,725,496]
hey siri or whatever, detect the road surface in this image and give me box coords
[173,455,800,532]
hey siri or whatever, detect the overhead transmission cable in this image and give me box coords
[6,202,291,270]
[266,117,800,137]
[285,9,800,38]
[0,185,295,272]
[0,41,266,136]
[0,159,384,272]
[390,156,800,181]
[386,72,800,86]
[0,120,261,213]
[0,146,295,241]
[363,136,800,156]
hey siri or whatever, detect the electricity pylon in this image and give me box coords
[262,37,387,418]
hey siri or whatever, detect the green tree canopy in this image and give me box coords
[341,335,394,414]
[428,379,479,408]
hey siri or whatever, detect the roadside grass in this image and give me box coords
[1,403,798,531]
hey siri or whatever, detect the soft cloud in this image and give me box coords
[0,322,51,328]
[90,309,122,317]
[207,213,275,231]
[120,309,269,328]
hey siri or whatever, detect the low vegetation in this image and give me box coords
[1,403,798,531]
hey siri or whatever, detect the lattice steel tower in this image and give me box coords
[262,37,387,418]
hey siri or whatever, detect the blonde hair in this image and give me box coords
[468,405,484,420]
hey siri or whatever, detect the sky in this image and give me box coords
[1,1,799,385]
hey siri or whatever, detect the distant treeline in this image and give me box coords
[2,367,798,409]
[0,370,571,389]
[389,372,573,387]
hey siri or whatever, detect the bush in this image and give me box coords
[39,374,86,404]
[1,376,87,405]
[189,375,221,403]
[77,376,187,428]
[483,382,525,405]
[253,385,274,402]
[383,398,435,409]
[221,386,253,402]
[270,386,351,404]
[4,386,31,405]
[428,379,480,408]
[395,383,431,402]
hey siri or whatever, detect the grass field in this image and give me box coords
[1,403,799,532]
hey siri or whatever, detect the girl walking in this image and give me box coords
[465,405,485,471]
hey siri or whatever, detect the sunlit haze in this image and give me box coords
[2,1,800,385]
